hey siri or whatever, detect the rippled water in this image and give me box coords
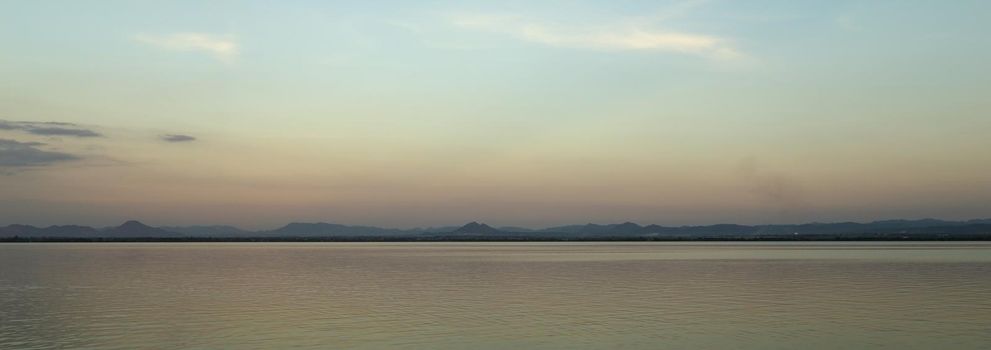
[1,242,990,349]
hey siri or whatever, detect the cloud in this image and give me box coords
[133,33,238,62]
[736,157,804,208]
[160,134,196,143]
[450,14,741,60]
[0,138,81,168]
[25,127,102,137]
[0,120,102,138]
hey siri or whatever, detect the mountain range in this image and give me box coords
[2,218,991,240]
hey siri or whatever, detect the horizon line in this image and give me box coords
[5,216,991,232]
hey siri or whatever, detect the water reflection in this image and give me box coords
[2,242,989,349]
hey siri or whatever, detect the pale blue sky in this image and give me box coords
[1,1,989,228]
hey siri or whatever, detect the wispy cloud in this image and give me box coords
[0,120,102,138]
[450,14,741,60]
[133,33,238,62]
[160,134,196,143]
[0,139,80,170]
[736,157,804,209]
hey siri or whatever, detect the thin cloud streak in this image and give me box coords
[161,134,196,143]
[0,120,102,138]
[450,13,741,60]
[133,33,238,62]
[25,127,102,137]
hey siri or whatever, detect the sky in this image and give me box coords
[1,0,989,229]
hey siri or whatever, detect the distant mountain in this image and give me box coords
[162,225,252,237]
[0,224,99,238]
[452,222,503,235]
[265,222,410,237]
[52,225,102,237]
[0,224,39,237]
[869,219,958,227]
[419,226,461,233]
[611,222,643,233]
[539,219,991,237]
[106,221,179,237]
[3,218,991,240]
[540,222,645,235]
[498,226,535,232]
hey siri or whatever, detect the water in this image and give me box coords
[1,242,989,349]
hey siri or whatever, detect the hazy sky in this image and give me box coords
[1,0,989,229]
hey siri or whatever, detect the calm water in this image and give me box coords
[1,242,990,349]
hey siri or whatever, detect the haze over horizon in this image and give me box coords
[2,1,990,230]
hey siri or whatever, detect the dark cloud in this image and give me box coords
[37,121,77,126]
[0,120,102,138]
[26,127,102,137]
[0,138,81,168]
[161,134,196,143]
[0,121,19,130]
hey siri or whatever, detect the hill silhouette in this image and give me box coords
[2,218,991,241]
[107,221,179,237]
[453,222,503,235]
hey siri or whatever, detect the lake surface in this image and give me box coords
[1,242,990,349]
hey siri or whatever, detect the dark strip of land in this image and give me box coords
[3,219,990,242]
[3,233,990,242]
